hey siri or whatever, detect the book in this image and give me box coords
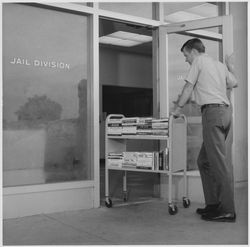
[138,117,153,122]
[122,117,139,124]
[107,152,124,168]
[154,152,159,171]
[108,152,123,157]
[107,121,122,135]
[152,119,169,129]
[137,129,153,135]
[136,152,154,169]
[122,126,137,135]
[123,152,137,167]
[165,148,169,170]
[107,127,122,136]
[151,130,168,136]
[107,159,123,168]
[159,151,163,170]
[137,124,152,129]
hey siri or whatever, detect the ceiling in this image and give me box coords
[99,19,153,55]
[99,2,219,54]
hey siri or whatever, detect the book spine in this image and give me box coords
[165,148,169,170]
[159,151,163,170]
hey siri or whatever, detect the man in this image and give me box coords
[172,38,237,222]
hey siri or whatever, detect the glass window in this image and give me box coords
[3,4,91,186]
[99,2,153,19]
[164,2,222,23]
[168,33,220,116]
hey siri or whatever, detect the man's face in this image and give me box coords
[182,47,194,65]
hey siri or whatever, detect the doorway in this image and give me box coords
[99,18,160,204]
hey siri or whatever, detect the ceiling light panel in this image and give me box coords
[99,31,152,47]
[109,31,137,40]
[99,35,141,47]
[165,11,203,23]
[117,39,142,47]
[99,36,119,44]
[109,31,152,43]
[187,3,218,17]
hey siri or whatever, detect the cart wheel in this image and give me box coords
[183,197,191,208]
[105,198,113,208]
[123,191,128,202]
[168,204,178,215]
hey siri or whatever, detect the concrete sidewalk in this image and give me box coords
[3,186,248,245]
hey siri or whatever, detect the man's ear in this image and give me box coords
[191,49,199,55]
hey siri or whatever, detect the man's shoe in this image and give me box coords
[196,204,220,215]
[201,212,236,222]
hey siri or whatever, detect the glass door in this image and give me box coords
[158,16,234,170]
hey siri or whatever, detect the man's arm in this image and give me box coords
[225,54,238,89]
[171,81,194,117]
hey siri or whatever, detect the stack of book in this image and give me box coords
[152,118,169,136]
[107,117,122,136]
[136,117,153,135]
[107,150,169,171]
[153,149,169,170]
[136,152,154,169]
[107,152,123,168]
[122,117,138,135]
[107,116,169,137]
[122,152,137,168]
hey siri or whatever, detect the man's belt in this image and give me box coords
[201,103,228,112]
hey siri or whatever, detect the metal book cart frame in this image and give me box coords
[104,114,190,215]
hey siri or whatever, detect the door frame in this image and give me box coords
[157,15,235,178]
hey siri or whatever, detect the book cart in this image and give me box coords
[105,114,190,215]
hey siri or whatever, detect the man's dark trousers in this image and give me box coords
[198,105,235,214]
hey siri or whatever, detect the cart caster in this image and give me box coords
[183,197,191,208]
[105,198,113,208]
[123,191,128,202]
[168,203,178,215]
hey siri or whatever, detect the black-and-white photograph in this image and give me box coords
[2,1,248,245]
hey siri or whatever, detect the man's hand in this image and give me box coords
[225,53,238,89]
[170,106,182,118]
[171,81,193,118]
[225,53,235,73]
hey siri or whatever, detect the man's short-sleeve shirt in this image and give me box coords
[185,53,234,106]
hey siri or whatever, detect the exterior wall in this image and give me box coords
[230,3,248,182]
[4,182,94,219]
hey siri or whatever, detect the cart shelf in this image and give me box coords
[107,166,174,174]
[107,135,169,140]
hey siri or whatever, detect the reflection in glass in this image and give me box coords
[168,32,221,170]
[3,4,90,186]
[187,124,203,170]
[164,2,220,23]
[168,33,220,115]
[99,2,153,19]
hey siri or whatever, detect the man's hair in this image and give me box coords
[181,38,205,53]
